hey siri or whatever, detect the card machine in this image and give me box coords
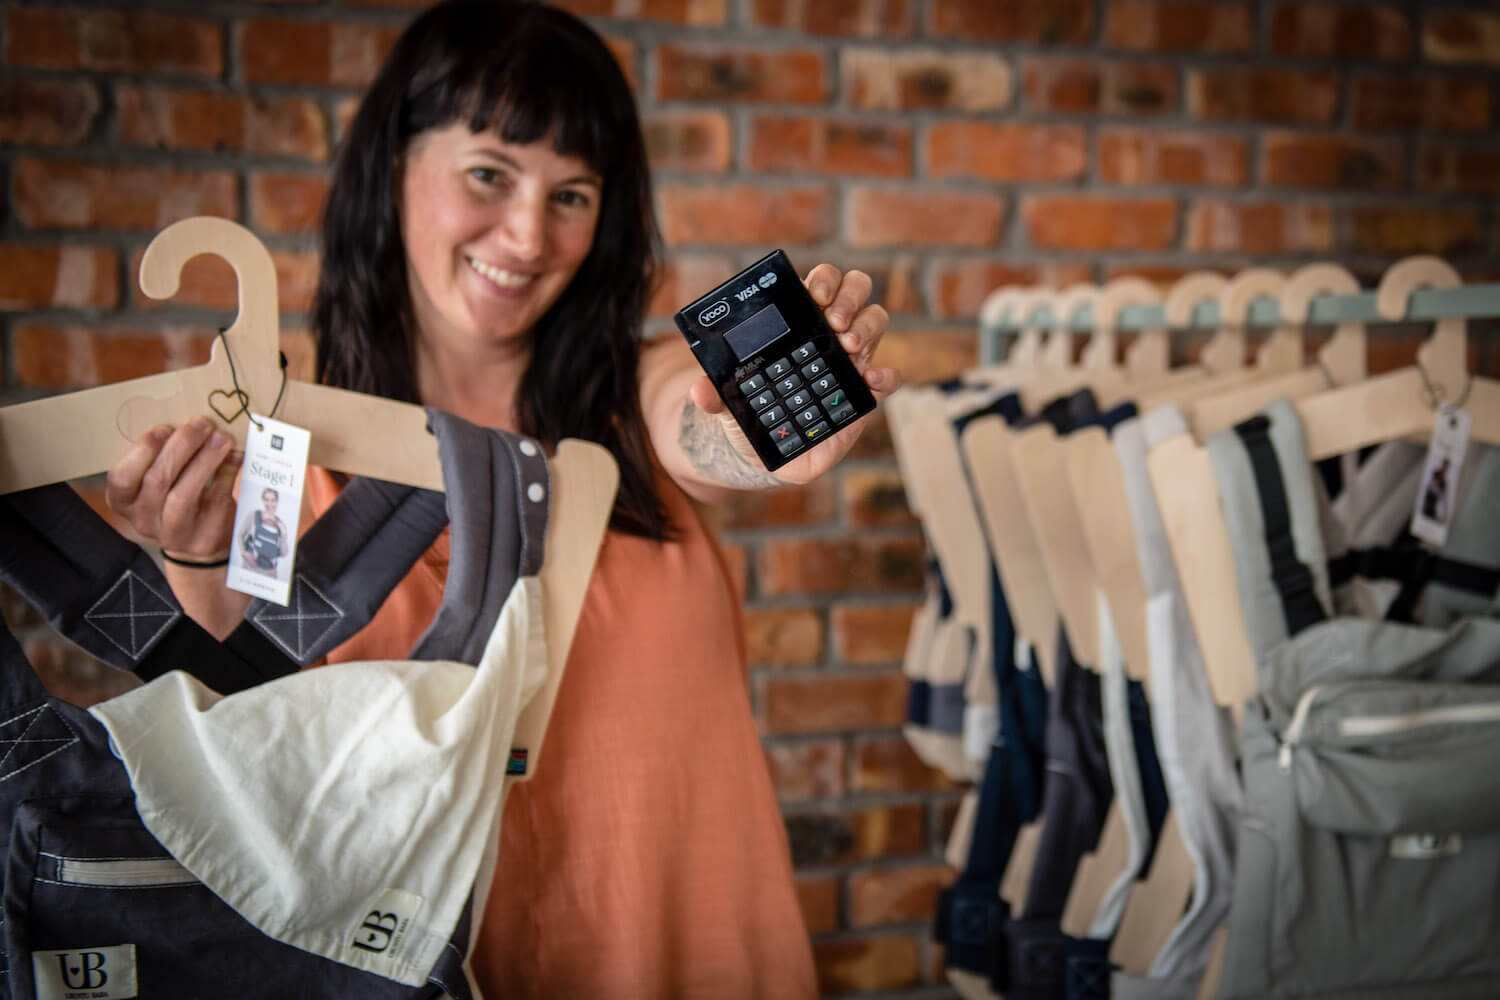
[673,250,877,471]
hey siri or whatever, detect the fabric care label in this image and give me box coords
[33,944,138,1000]
[1391,833,1462,860]
[347,888,425,974]
[1410,403,1471,547]
[227,415,311,606]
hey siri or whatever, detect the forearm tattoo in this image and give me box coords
[677,400,788,490]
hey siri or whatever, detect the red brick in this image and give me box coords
[552,0,728,23]
[131,246,319,315]
[847,189,1004,249]
[842,469,916,530]
[12,324,215,388]
[238,18,400,87]
[1262,133,1404,190]
[744,607,826,667]
[813,934,921,994]
[759,538,924,596]
[1188,68,1340,124]
[833,603,919,663]
[849,411,896,461]
[929,0,1094,43]
[844,48,1013,112]
[1024,58,1178,115]
[750,117,912,178]
[643,111,731,172]
[1418,144,1500,196]
[930,260,1093,320]
[117,87,328,161]
[763,671,909,733]
[1270,2,1411,60]
[0,79,100,145]
[927,122,1086,183]
[1098,129,1248,187]
[1105,0,1253,52]
[605,37,638,92]
[851,735,956,792]
[873,329,979,383]
[656,45,827,103]
[648,254,735,317]
[4,8,222,76]
[13,160,236,231]
[1353,74,1490,132]
[0,245,118,310]
[1350,205,1484,256]
[1022,196,1177,251]
[1103,262,1225,291]
[786,804,925,866]
[724,479,837,530]
[848,864,955,928]
[658,184,832,246]
[751,0,913,36]
[249,173,330,236]
[796,876,842,935]
[1185,201,1335,254]
[1424,11,1500,66]
[765,739,846,801]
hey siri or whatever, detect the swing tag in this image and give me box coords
[227,414,311,606]
[1410,403,1470,547]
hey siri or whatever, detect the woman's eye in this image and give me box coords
[554,189,591,209]
[469,167,502,185]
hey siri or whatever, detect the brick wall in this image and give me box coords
[2,1,1498,995]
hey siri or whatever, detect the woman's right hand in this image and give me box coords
[106,417,241,560]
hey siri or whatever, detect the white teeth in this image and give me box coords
[468,258,530,289]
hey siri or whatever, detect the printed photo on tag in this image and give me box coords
[227,415,311,606]
[1410,403,1471,547]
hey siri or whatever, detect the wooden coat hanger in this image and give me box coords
[0,216,618,785]
[1135,270,1308,416]
[1021,284,1129,411]
[1061,426,1195,975]
[969,286,1046,386]
[1189,263,1367,439]
[1186,269,1294,438]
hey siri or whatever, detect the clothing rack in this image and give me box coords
[979,281,1500,364]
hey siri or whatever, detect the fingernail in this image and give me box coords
[840,331,860,351]
[829,309,848,328]
[147,426,169,444]
[211,432,231,449]
[189,416,210,433]
[812,282,831,302]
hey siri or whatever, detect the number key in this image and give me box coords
[785,389,813,411]
[775,373,803,396]
[749,389,777,411]
[765,358,793,380]
[739,373,766,395]
[759,405,787,427]
[790,342,816,364]
[809,374,837,396]
[795,405,822,427]
[800,357,827,380]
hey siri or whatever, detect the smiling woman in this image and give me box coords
[102,1,899,996]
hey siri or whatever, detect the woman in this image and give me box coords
[106,1,899,994]
[239,486,288,575]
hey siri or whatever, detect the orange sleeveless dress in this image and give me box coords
[307,464,816,998]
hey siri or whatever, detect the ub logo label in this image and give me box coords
[352,911,401,953]
[348,888,425,968]
[33,944,137,1000]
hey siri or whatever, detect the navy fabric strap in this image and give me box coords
[1234,415,1327,637]
[953,392,1025,435]
[0,484,297,694]
[1328,542,1500,624]
[1064,936,1114,1000]
[1128,679,1169,879]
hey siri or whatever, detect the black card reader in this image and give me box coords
[673,250,877,472]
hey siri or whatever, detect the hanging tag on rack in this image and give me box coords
[1410,403,1470,547]
[227,414,311,606]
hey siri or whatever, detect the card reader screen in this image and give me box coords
[724,302,790,362]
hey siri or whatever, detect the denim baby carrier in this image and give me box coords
[0,409,547,999]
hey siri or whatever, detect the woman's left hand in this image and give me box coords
[688,263,901,485]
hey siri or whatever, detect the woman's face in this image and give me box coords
[398,121,602,357]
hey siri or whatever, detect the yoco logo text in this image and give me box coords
[698,300,730,326]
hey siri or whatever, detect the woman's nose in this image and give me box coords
[497,196,547,261]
